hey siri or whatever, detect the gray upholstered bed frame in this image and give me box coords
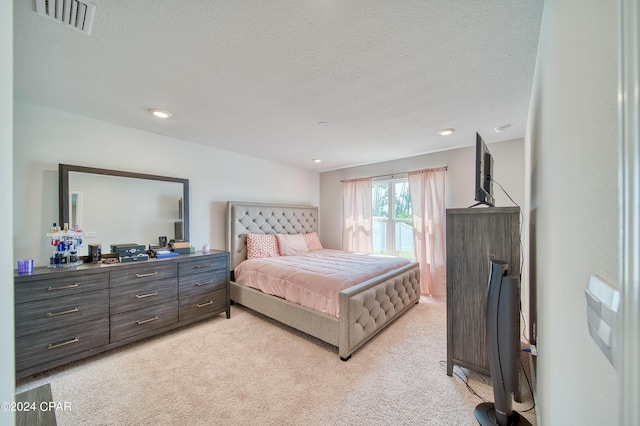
[226,201,421,360]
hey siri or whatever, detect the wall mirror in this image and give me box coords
[59,164,189,253]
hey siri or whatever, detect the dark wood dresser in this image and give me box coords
[14,250,230,379]
[445,207,521,377]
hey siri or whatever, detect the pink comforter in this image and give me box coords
[233,249,412,317]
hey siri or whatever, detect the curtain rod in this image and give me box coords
[340,166,447,182]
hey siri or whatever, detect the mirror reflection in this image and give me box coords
[60,165,189,254]
[70,191,83,228]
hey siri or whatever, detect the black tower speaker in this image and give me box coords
[475,260,531,426]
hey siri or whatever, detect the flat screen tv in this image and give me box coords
[474,132,495,207]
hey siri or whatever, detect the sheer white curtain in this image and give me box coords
[342,178,373,253]
[408,167,447,297]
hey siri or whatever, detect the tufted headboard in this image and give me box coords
[226,202,319,271]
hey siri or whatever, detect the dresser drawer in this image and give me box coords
[16,317,109,372]
[178,254,228,276]
[179,289,227,323]
[178,269,227,299]
[110,278,177,315]
[109,262,177,288]
[15,289,109,338]
[110,301,178,342]
[15,271,109,304]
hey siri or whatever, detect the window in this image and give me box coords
[372,178,415,260]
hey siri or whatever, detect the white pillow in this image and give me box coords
[276,234,308,256]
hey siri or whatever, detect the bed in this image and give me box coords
[226,201,421,360]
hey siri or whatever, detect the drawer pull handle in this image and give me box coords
[197,300,214,308]
[135,272,159,278]
[136,316,159,325]
[194,264,213,269]
[46,307,79,317]
[47,283,79,291]
[48,337,80,350]
[135,292,159,299]
[194,281,214,287]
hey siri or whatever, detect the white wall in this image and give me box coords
[1,0,15,423]
[319,138,524,250]
[526,0,619,424]
[13,102,320,266]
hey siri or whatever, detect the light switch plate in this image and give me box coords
[584,274,620,368]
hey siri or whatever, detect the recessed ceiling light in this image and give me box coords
[317,121,329,127]
[148,108,172,119]
[494,124,512,133]
[438,128,455,136]
[313,159,322,163]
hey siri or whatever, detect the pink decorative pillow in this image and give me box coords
[303,232,323,252]
[246,234,280,259]
[276,234,308,256]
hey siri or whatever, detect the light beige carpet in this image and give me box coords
[16,298,536,425]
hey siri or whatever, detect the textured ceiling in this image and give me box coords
[14,0,544,172]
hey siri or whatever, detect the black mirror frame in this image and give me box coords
[58,164,190,243]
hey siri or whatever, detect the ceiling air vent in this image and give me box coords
[35,0,96,36]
